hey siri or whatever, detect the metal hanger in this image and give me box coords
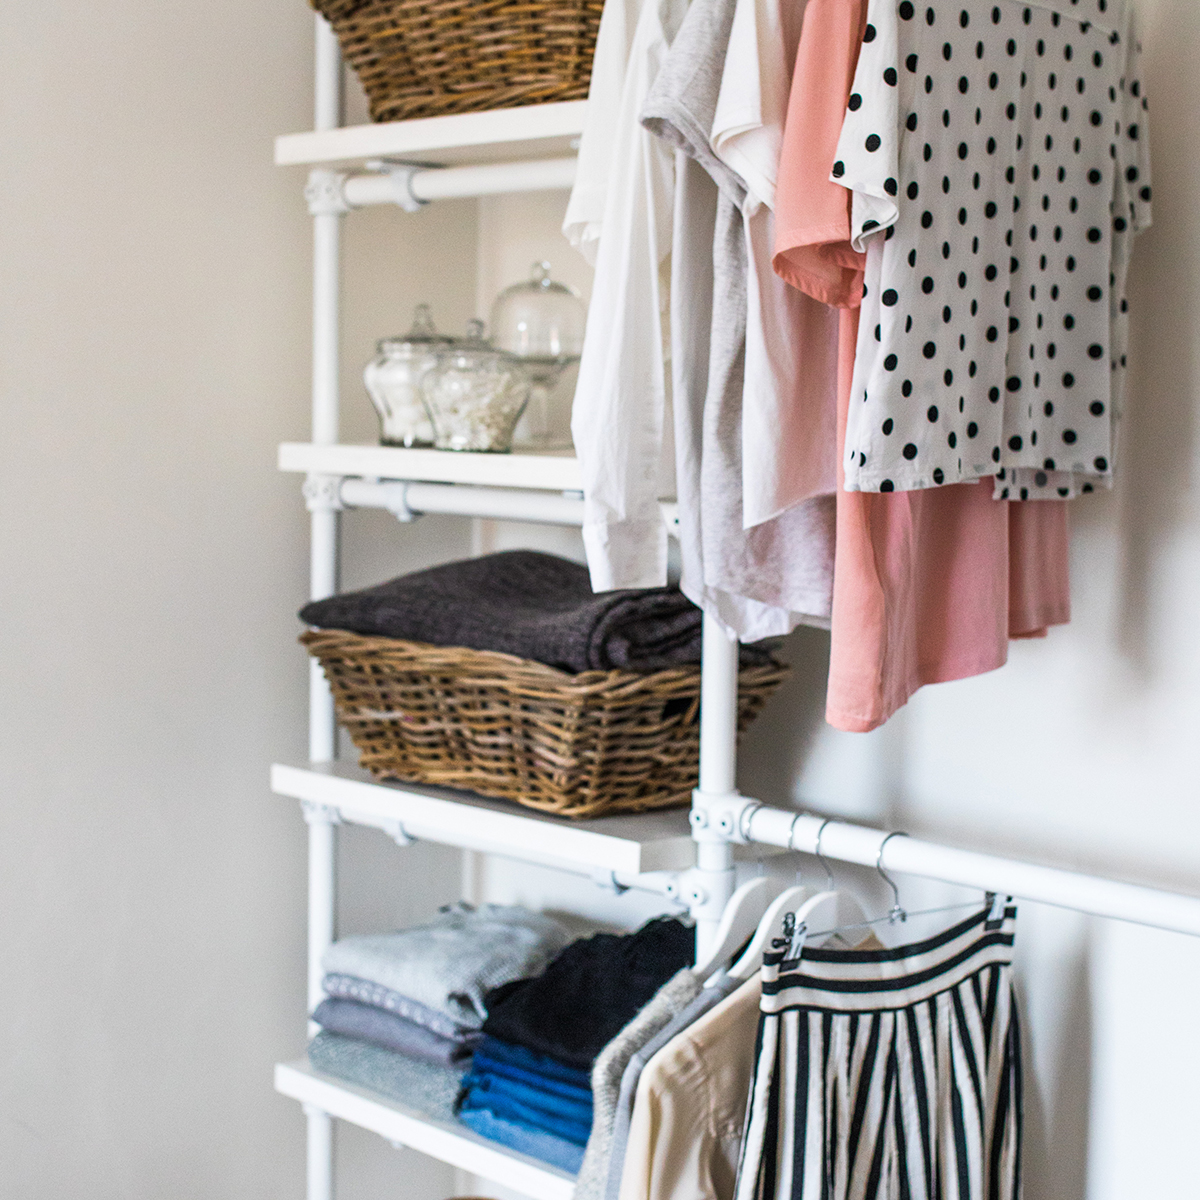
[876,831,909,924]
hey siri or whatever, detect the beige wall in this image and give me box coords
[2,1,1199,1198]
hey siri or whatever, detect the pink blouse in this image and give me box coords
[774,0,1070,731]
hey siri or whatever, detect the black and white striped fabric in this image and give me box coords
[735,904,1021,1200]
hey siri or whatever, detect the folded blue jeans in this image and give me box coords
[474,1036,592,1089]
[461,1078,592,1146]
[458,1105,584,1174]
[471,1050,593,1106]
[464,1069,592,1128]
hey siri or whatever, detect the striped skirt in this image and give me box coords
[734,904,1021,1200]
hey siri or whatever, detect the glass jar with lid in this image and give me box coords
[363,304,454,447]
[489,262,587,449]
[421,320,533,453]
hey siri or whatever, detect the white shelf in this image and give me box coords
[272,761,697,876]
[275,1060,575,1200]
[275,102,587,169]
[279,442,582,492]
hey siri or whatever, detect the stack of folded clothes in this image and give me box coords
[307,903,572,1103]
[457,916,694,1173]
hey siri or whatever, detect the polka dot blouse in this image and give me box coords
[834,0,1151,498]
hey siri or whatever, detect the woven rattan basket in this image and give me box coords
[311,0,603,124]
[302,629,788,819]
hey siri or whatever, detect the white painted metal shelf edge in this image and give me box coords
[279,442,583,492]
[272,761,697,876]
[275,1061,576,1200]
[275,100,588,168]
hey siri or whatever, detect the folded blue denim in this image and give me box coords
[472,1050,593,1105]
[464,1069,592,1128]
[473,1036,592,1090]
[460,1074,592,1145]
[307,1032,465,1121]
[312,997,478,1066]
[458,1105,585,1174]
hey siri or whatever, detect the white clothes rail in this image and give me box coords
[740,806,1200,937]
[691,633,1200,941]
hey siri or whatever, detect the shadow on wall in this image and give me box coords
[736,624,832,807]
[1019,929,1093,1200]
[1112,0,1200,676]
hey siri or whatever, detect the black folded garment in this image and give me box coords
[300,550,710,672]
[480,916,694,1070]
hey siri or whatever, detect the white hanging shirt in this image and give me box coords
[833,0,1151,499]
[710,0,842,529]
[563,0,648,265]
[571,0,689,591]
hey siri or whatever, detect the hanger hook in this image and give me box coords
[786,814,803,886]
[786,813,801,852]
[814,818,837,891]
[877,831,909,923]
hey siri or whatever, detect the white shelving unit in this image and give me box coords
[274,17,1200,1200]
[273,22,740,1200]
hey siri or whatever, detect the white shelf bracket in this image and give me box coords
[590,868,630,895]
[689,788,754,845]
[301,799,342,828]
[303,473,345,514]
[382,819,418,847]
[362,159,431,212]
[305,168,352,217]
[377,480,421,523]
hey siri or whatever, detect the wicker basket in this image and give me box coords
[302,629,788,819]
[311,0,603,124]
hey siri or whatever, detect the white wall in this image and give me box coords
[738,2,1200,1196]
[2,1,1198,1198]
[0,3,474,1196]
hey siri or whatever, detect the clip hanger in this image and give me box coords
[877,831,909,924]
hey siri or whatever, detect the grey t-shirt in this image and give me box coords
[641,0,836,637]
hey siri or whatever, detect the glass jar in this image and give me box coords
[489,263,587,449]
[363,304,454,447]
[489,261,586,365]
[421,321,533,453]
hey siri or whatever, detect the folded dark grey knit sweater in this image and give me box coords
[300,550,715,672]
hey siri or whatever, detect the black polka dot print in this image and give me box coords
[833,0,1151,499]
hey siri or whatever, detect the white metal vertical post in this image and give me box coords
[691,613,741,960]
[308,15,343,1200]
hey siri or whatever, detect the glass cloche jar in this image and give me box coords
[489,262,587,448]
[363,304,454,447]
[420,320,532,453]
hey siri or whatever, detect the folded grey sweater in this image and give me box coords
[312,997,479,1066]
[322,973,473,1041]
[308,1032,465,1120]
[321,903,572,1031]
